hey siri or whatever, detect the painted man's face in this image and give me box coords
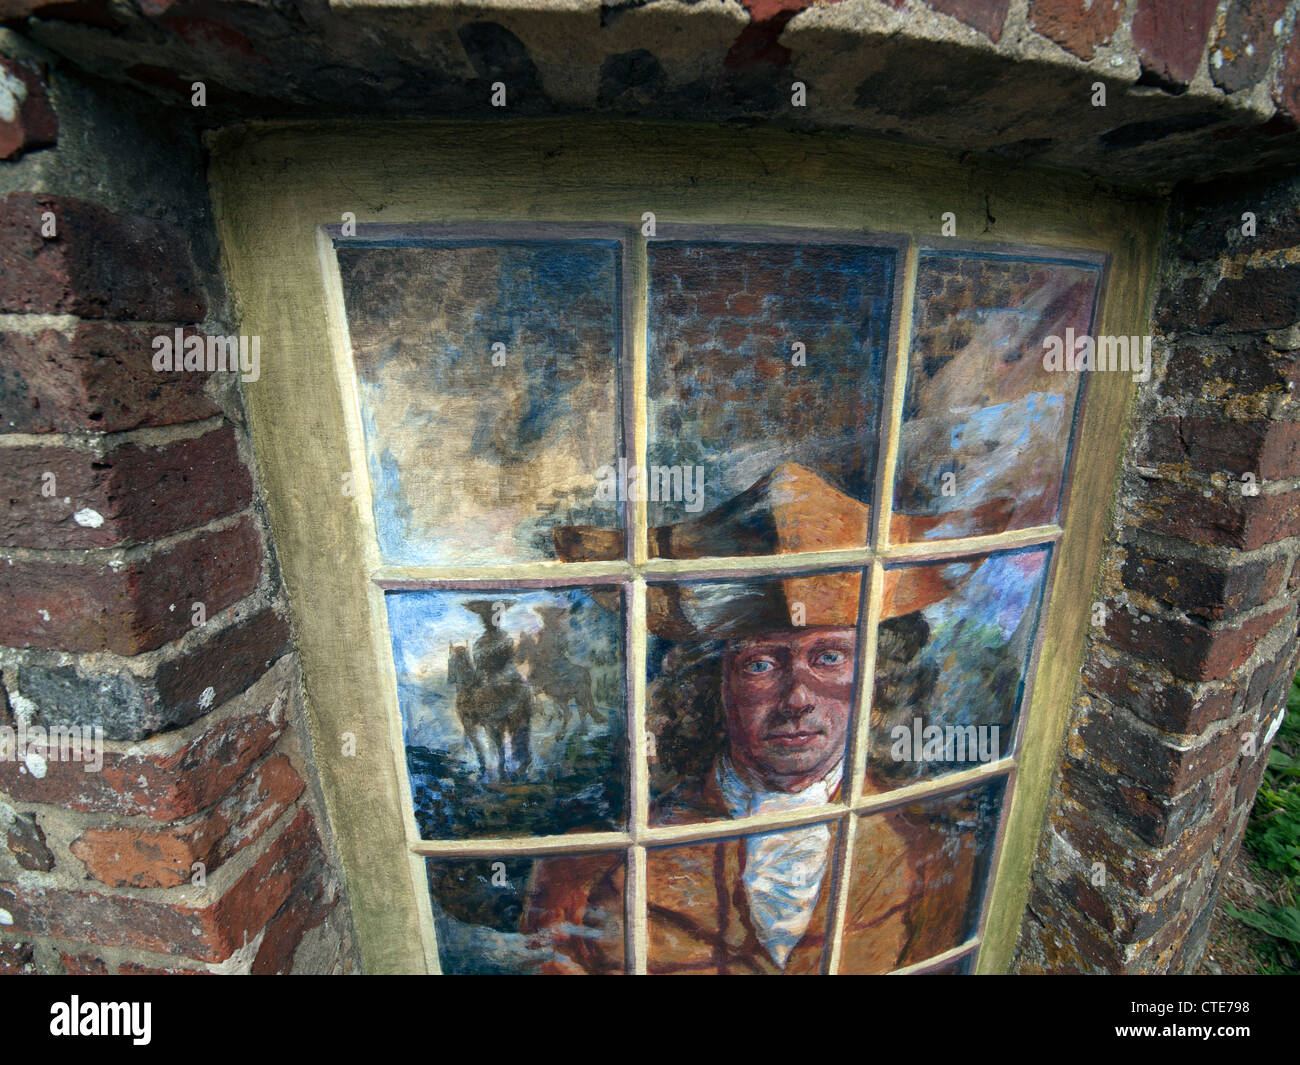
[721,626,857,793]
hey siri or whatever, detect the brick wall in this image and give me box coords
[0,36,356,975]
[1015,168,1300,974]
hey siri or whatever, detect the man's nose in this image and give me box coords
[779,672,818,716]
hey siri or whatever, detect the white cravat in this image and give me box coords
[717,756,842,969]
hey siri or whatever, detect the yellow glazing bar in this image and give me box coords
[825,560,884,973]
[627,578,649,974]
[628,229,651,974]
[871,238,917,553]
[888,937,981,974]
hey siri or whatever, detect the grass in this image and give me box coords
[1219,674,1300,974]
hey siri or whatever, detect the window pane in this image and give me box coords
[646,240,895,542]
[388,586,627,838]
[339,240,624,566]
[894,253,1102,540]
[840,778,1005,974]
[430,852,626,974]
[645,821,842,974]
[868,546,1050,790]
[645,571,863,823]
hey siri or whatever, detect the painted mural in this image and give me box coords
[646,240,892,529]
[893,253,1101,539]
[339,235,1088,974]
[338,241,624,566]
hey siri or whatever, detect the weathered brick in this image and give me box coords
[0,425,253,549]
[59,951,109,974]
[1084,653,1240,732]
[0,324,222,434]
[0,515,263,655]
[1211,0,1288,94]
[252,840,336,974]
[1055,795,1226,896]
[5,811,54,871]
[1274,20,1300,125]
[1026,0,1124,60]
[1131,0,1217,89]
[0,939,36,974]
[1074,699,1247,795]
[1131,484,1300,551]
[1020,880,1125,972]
[118,960,203,974]
[0,667,289,818]
[71,754,304,888]
[1120,544,1286,621]
[0,193,204,321]
[1159,336,1300,403]
[1102,601,1292,682]
[0,56,56,160]
[14,605,291,742]
[0,807,320,962]
[1062,754,1229,848]
[921,0,1009,42]
[1138,417,1300,480]
[1041,865,1189,944]
[1198,263,1300,331]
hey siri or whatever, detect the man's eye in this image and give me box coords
[815,651,846,666]
[743,660,775,674]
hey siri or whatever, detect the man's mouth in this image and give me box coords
[764,729,823,747]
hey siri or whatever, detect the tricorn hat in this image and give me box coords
[554,463,964,640]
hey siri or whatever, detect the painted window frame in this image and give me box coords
[209,120,1164,974]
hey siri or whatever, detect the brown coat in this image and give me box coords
[522,766,982,974]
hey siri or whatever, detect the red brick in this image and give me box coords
[5,811,54,871]
[1075,699,1249,795]
[1160,337,1299,402]
[0,808,321,962]
[71,754,304,888]
[0,515,263,654]
[1054,796,1226,896]
[1198,263,1300,331]
[1084,653,1240,732]
[1120,544,1287,621]
[60,951,109,974]
[1103,601,1293,682]
[153,605,292,728]
[0,324,222,434]
[1062,756,1226,848]
[921,0,1010,42]
[0,940,36,974]
[1027,0,1124,60]
[1132,0,1217,88]
[118,961,203,974]
[0,676,288,818]
[0,193,204,321]
[0,425,252,549]
[0,57,56,160]
[1274,21,1300,125]
[1211,0,1288,94]
[10,604,291,741]
[1132,484,1300,551]
[252,844,336,974]
[1138,417,1300,480]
